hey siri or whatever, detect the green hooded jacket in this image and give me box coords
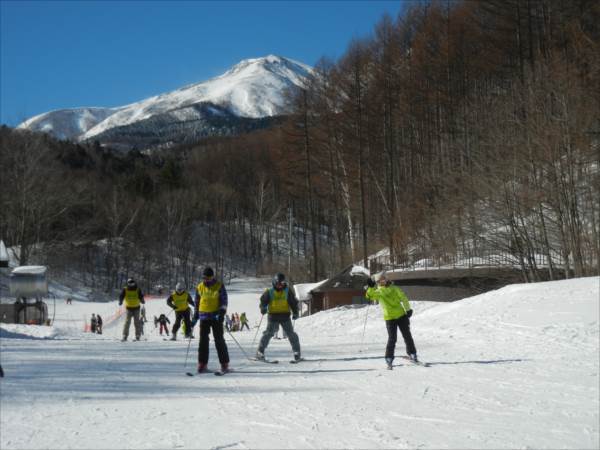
[365,284,412,321]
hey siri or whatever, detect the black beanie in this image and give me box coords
[203,267,214,277]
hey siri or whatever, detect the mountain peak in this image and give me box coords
[223,55,312,81]
[18,55,313,144]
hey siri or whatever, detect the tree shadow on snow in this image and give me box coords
[232,367,377,375]
[425,358,530,366]
[288,355,382,363]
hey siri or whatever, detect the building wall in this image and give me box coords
[322,290,367,310]
[398,285,480,302]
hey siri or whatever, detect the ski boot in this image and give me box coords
[293,352,302,362]
[169,334,177,341]
[197,362,208,374]
[385,357,394,370]
[220,363,230,374]
[255,351,265,361]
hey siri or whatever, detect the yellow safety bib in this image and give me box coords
[124,288,141,308]
[197,282,222,313]
[269,288,290,314]
[171,291,189,312]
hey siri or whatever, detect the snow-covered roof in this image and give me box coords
[11,266,47,275]
[294,279,328,301]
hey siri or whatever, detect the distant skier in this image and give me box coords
[157,313,170,336]
[166,282,194,340]
[240,312,250,331]
[118,278,146,341]
[193,267,230,374]
[365,273,417,369]
[96,314,103,334]
[255,273,301,362]
[90,314,97,333]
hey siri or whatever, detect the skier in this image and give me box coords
[90,314,97,333]
[231,313,240,331]
[365,273,417,369]
[96,314,103,334]
[157,313,170,336]
[255,273,302,362]
[240,312,250,331]
[225,313,232,332]
[193,267,230,374]
[118,278,146,341]
[166,282,194,340]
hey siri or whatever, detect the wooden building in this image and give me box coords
[303,265,370,315]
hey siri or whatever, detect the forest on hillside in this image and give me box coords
[1,0,598,296]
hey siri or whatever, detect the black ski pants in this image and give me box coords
[172,309,192,337]
[198,319,230,365]
[385,315,416,359]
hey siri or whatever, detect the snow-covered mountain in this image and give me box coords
[17,55,312,148]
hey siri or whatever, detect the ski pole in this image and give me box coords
[184,332,194,376]
[359,302,371,353]
[225,328,253,361]
[251,314,264,348]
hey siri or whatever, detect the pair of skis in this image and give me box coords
[395,355,430,368]
[249,357,305,364]
[186,357,304,376]
[186,369,230,377]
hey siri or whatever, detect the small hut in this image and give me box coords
[304,265,370,314]
[0,266,49,325]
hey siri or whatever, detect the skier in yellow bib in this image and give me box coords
[255,273,302,362]
[118,278,146,341]
[193,267,230,373]
[166,282,194,340]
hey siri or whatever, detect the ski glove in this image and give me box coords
[260,306,268,315]
[366,278,376,288]
[407,309,413,318]
[292,313,299,320]
[215,310,226,322]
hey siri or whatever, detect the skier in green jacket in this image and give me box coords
[365,273,417,369]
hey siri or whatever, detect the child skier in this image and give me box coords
[166,282,194,340]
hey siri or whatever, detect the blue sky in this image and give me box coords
[0,1,404,126]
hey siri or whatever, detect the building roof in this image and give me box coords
[310,265,370,293]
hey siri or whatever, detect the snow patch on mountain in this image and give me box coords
[17,107,120,140]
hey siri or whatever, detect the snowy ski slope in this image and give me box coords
[0,276,598,449]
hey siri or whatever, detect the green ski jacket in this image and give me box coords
[365,284,412,321]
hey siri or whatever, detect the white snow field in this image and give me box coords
[1,276,598,449]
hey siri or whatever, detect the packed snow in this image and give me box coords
[1,276,598,449]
